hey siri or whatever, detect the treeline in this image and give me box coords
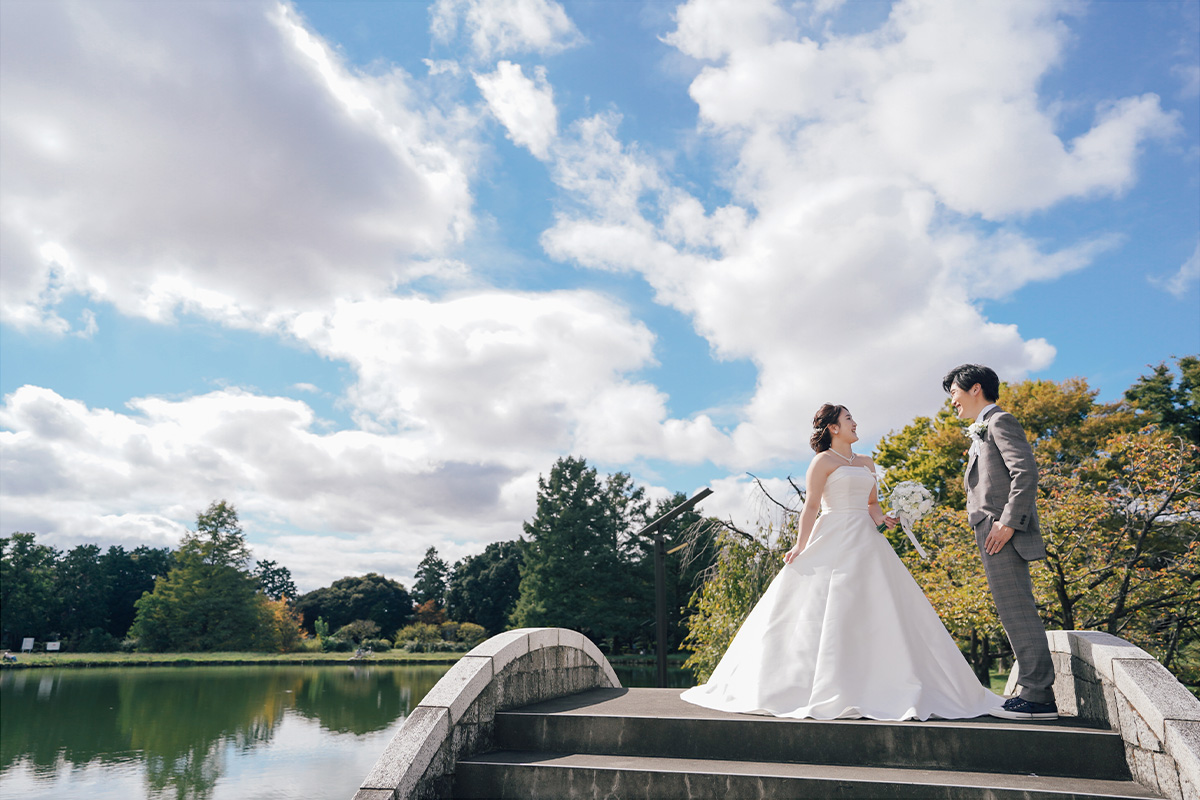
[2,502,305,653]
[0,538,172,651]
[3,461,715,656]
[684,357,1200,687]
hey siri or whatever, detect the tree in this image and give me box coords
[184,500,251,568]
[511,456,649,650]
[100,545,173,639]
[0,533,59,646]
[1033,428,1199,680]
[130,501,274,652]
[260,596,306,652]
[1125,356,1200,444]
[445,540,524,635]
[53,544,110,643]
[412,547,449,607]
[624,492,719,652]
[294,573,413,638]
[253,560,297,602]
[414,599,445,625]
[682,519,793,682]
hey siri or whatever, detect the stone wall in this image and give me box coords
[1006,629,1200,800]
[352,627,619,800]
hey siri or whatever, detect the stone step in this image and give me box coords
[491,688,1133,781]
[453,751,1161,800]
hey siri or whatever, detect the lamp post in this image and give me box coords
[635,487,713,687]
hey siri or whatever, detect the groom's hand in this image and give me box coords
[984,522,1014,555]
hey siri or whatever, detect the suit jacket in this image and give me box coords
[965,407,1046,561]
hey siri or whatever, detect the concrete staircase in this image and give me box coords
[453,687,1162,799]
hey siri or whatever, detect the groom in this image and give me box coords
[944,364,1057,720]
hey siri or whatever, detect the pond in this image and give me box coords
[0,661,692,799]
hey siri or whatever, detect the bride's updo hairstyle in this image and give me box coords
[810,403,847,453]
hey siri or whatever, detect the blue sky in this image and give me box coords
[1,0,1197,592]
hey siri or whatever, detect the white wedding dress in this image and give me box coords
[680,465,1003,721]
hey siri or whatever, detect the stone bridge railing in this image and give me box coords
[352,627,619,800]
[1006,630,1200,800]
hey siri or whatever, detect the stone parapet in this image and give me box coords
[1006,629,1200,800]
[352,627,619,800]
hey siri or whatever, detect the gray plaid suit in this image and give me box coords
[965,407,1054,704]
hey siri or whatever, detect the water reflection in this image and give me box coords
[0,665,450,800]
[0,661,689,799]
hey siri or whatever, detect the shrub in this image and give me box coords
[439,621,460,641]
[394,622,441,645]
[321,637,353,652]
[457,622,487,647]
[77,628,121,653]
[362,638,391,652]
[333,619,380,644]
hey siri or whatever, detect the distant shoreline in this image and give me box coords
[0,650,693,671]
[0,651,465,669]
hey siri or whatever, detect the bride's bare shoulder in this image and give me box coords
[810,452,840,476]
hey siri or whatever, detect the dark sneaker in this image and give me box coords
[989,696,1058,720]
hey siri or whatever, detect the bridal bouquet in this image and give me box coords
[887,481,933,559]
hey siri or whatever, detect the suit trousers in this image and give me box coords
[974,519,1055,704]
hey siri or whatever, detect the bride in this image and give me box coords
[681,404,1004,721]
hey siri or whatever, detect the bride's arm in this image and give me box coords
[862,457,897,530]
[784,457,832,563]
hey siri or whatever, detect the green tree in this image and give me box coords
[624,492,719,652]
[874,405,973,511]
[294,573,413,638]
[99,544,172,639]
[184,500,251,568]
[53,544,110,643]
[412,547,449,607]
[0,532,59,646]
[130,501,273,652]
[1125,356,1200,444]
[445,540,524,635]
[682,520,794,682]
[511,456,649,650]
[253,559,297,602]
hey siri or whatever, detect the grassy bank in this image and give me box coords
[0,650,464,669]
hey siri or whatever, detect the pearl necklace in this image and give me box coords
[828,448,856,464]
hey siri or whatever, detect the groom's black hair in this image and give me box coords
[943,364,1000,402]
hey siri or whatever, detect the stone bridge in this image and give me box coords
[353,628,1199,799]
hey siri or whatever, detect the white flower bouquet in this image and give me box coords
[887,480,933,559]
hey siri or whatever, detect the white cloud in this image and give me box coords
[0,385,528,590]
[0,0,476,333]
[665,0,797,62]
[475,61,558,159]
[285,289,732,466]
[540,0,1176,468]
[431,0,582,62]
[1150,242,1200,298]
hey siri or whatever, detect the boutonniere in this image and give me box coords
[967,419,989,442]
